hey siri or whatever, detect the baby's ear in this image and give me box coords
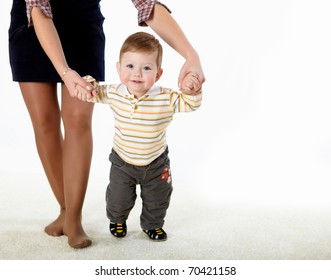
[155,68,163,82]
[116,62,121,75]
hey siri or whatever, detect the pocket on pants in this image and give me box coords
[109,149,126,168]
[9,25,34,63]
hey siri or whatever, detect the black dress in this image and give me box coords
[8,0,105,82]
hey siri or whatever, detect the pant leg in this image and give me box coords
[106,150,137,223]
[140,153,173,230]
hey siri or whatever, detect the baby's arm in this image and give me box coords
[170,87,202,113]
[171,71,202,112]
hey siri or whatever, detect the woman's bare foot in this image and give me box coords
[44,210,65,236]
[63,221,92,249]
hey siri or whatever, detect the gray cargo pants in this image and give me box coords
[106,148,173,230]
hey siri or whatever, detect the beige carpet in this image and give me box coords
[1,172,331,260]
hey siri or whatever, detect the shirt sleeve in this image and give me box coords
[169,90,203,113]
[131,0,171,26]
[25,0,53,27]
[88,84,115,104]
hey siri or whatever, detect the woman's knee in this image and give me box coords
[62,109,93,133]
[33,112,61,137]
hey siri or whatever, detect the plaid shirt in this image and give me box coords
[25,0,170,26]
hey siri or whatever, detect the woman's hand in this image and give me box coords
[62,69,94,100]
[179,56,205,94]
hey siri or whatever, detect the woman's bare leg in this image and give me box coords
[19,82,66,236]
[61,84,94,248]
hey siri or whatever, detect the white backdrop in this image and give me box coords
[1,0,331,207]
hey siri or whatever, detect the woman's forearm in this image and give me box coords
[31,7,69,77]
[145,4,205,90]
[145,4,199,61]
[30,7,93,99]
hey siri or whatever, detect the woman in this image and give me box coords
[8,0,205,249]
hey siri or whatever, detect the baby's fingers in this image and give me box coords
[181,73,202,94]
[75,85,93,101]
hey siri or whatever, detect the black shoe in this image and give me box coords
[143,228,167,241]
[109,222,127,238]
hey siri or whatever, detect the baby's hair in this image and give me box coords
[120,32,163,68]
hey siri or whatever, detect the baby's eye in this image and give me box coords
[126,64,134,69]
[143,66,152,71]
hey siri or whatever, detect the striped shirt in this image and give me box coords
[25,0,170,26]
[89,83,202,166]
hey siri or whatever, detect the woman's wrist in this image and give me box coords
[61,67,71,79]
[185,51,201,65]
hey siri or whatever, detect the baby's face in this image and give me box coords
[117,51,162,98]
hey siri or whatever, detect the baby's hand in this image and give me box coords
[75,75,99,101]
[180,72,202,95]
[74,84,93,101]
